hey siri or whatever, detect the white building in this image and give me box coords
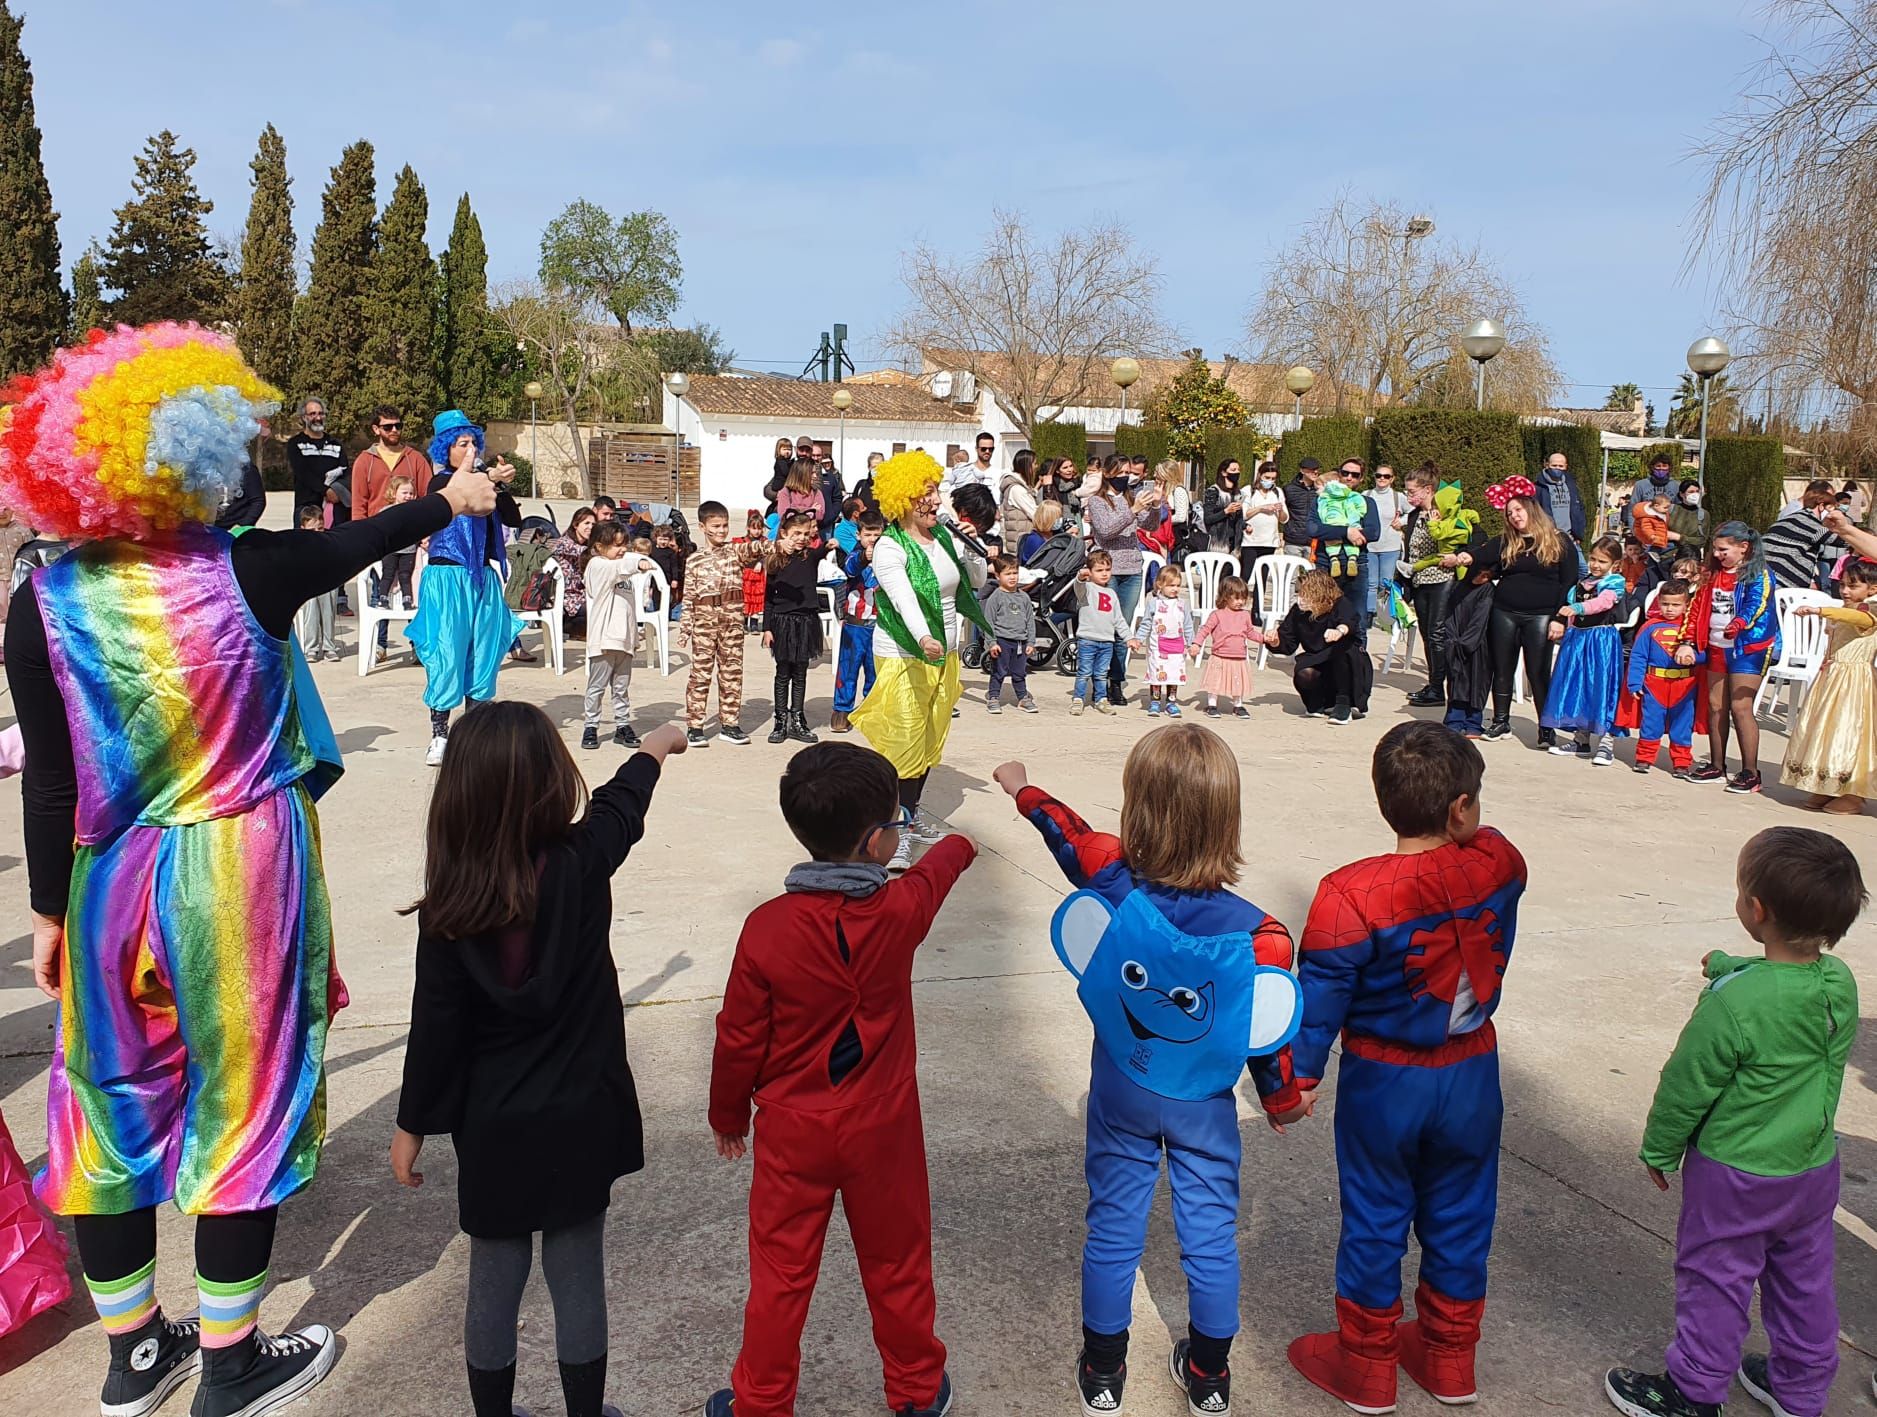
[664,375,985,512]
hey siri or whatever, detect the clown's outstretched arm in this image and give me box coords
[1293,879,1373,1087]
[6,581,77,919]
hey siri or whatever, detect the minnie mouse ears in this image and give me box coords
[1486,475,1537,510]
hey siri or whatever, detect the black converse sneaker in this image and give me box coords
[190,1325,336,1417]
[1076,1353,1126,1415]
[101,1311,201,1417]
[685,727,709,748]
[1603,1366,1720,1417]
[613,724,640,748]
[1168,1339,1230,1416]
[719,724,751,746]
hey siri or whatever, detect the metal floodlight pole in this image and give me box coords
[1687,337,1732,495]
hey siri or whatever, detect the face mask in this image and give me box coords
[1259,478,1275,489]
[1684,493,1701,505]
[1651,470,1671,482]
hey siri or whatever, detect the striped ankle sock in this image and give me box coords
[87,1259,157,1336]
[197,1269,267,1349]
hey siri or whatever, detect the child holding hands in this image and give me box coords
[1605,827,1864,1417]
[1288,722,1526,1413]
[707,742,975,1417]
[1132,562,1195,717]
[1194,575,1257,718]
[996,726,1308,1417]
[393,704,688,1417]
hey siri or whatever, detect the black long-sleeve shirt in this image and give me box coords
[762,550,822,628]
[5,494,454,916]
[213,461,266,530]
[1467,532,1578,616]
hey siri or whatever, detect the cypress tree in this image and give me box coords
[439,193,497,416]
[99,130,230,327]
[67,248,105,339]
[360,164,441,441]
[234,124,295,393]
[294,140,376,440]
[0,0,65,376]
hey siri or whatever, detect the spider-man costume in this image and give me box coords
[1623,612,1698,769]
[1016,786,1299,1358]
[1287,828,1526,1412]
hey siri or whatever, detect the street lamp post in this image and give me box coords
[1461,319,1506,410]
[1110,357,1141,455]
[663,372,691,509]
[1284,365,1315,426]
[830,387,853,476]
[1687,337,1732,494]
[522,380,543,486]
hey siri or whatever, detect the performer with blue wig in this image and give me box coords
[407,410,524,765]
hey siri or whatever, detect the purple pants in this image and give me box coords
[1666,1147,1839,1414]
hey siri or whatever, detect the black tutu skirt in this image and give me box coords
[767,610,825,663]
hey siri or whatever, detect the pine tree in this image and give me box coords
[99,130,230,327]
[67,247,104,338]
[234,124,295,393]
[360,164,442,441]
[439,193,498,416]
[0,0,65,376]
[293,141,376,440]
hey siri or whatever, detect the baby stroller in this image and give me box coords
[1021,526,1087,674]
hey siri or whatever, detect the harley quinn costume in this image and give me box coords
[1288,828,1526,1412]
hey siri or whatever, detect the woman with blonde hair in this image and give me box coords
[1265,568,1372,723]
[1459,482,1577,746]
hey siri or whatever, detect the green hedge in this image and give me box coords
[1031,420,1088,470]
[1639,441,1688,477]
[1703,436,1784,531]
[1520,422,1603,525]
[1276,416,1368,481]
[1115,422,1171,467]
[1202,426,1277,477]
[1371,409,1525,528]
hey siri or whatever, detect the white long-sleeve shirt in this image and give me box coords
[871,532,987,659]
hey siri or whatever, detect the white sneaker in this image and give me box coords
[887,833,913,874]
[1593,740,1615,767]
[425,736,447,767]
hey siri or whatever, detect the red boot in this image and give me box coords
[1287,1295,1401,1414]
[1397,1282,1483,1405]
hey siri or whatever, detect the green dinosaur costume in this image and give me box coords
[1409,482,1479,578]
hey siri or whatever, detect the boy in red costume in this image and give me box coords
[1288,722,1526,1413]
[707,742,974,1417]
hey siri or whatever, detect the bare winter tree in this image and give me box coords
[1695,0,1877,505]
[1246,194,1560,414]
[492,278,633,497]
[893,212,1170,435]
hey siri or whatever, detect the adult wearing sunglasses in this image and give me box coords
[355,404,434,518]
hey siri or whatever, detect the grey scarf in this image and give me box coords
[784,861,889,898]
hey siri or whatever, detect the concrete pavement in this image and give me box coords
[1,618,1873,1416]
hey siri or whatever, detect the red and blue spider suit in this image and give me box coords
[1286,827,1526,1412]
[1624,610,1698,771]
[1016,785,1301,1381]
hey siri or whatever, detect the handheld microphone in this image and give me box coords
[939,514,990,561]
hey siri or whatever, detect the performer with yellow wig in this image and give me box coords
[849,450,991,871]
[1,323,497,1417]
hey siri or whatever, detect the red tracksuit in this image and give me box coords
[710,836,975,1416]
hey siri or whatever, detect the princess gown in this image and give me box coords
[1781,606,1877,799]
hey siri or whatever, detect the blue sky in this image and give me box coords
[20,0,1769,406]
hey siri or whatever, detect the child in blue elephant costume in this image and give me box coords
[995,724,1307,1417]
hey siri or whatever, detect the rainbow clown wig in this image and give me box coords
[872,449,944,522]
[0,323,280,542]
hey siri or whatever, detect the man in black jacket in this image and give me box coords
[285,397,345,520]
[1283,458,1320,559]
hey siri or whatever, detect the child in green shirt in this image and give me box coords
[1605,827,1865,1417]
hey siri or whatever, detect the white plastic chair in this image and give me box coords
[624,559,673,677]
[355,553,427,677]
[1130,552,1169,635]
[509,556,568,675]
[1252,553,1312,668]
[819,585,841,649]
[1754,588,1836,720]
[1183,552,1234,621]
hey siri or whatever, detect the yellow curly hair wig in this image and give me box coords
[871,449,944,522]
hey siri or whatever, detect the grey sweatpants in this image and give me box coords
[583,649,632,728]
[297,591,337,657]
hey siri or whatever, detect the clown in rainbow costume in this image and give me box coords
[1,324,497,1417]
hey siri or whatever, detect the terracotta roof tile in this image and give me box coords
[680,374,978,424]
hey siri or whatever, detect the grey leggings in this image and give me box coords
[465,1215,608,1370]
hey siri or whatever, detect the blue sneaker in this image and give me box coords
[704,1390,735,1417]
[1147,700,1162,717]
[1165,701,1182,718]
[901,1372,954,1416]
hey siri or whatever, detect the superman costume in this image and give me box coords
[1624,613,1698,771]
[709,837,974,1417]
[1287,828,1526,1411]
[1015,786,1302,1371]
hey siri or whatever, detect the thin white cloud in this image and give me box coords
[758,37,806,69]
